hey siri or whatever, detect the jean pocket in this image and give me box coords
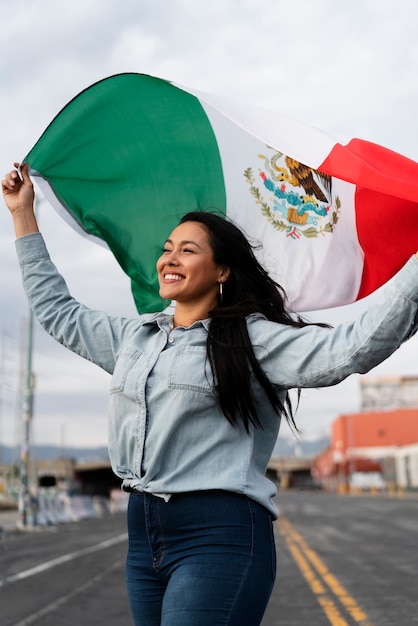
[110,350,143,393]
[269,515,277,581]
[168,346,215,394]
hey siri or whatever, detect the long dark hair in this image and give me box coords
[180,211,324,433]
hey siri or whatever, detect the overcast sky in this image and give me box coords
[1,0,418,451]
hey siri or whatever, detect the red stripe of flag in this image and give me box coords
[319,138,418,300]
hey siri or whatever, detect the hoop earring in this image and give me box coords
[218,281,223,304]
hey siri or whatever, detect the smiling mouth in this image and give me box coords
[164,273,184,281]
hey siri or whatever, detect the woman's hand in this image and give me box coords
[2,163,34,212]
[2,163,39,236]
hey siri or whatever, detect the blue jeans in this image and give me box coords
[125,490,276,625]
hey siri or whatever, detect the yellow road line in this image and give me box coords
[278,517,375,626]
[281,526,350,626]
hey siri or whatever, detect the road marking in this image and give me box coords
[10,558,125,626]
[0,532,128,587]
[278,517,375,626]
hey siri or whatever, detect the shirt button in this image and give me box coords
[168,336,174,343]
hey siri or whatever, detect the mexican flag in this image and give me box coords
[24,73,418,313]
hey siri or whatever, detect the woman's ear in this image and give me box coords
[219,266,231,282]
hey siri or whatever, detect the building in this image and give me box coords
[312,408,418,491]
[360,375,418,410]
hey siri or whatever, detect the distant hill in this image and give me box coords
[0,434,329,466]
[0,444,109,465]
[273,434,330,458]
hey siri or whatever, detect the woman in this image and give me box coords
[3,163,418,625]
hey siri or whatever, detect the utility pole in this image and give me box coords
[0,329,15,465]
[18,303,35,528]
[0,331,4,464]
[17,194,41,529]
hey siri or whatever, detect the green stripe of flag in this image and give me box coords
[25,74,227,312]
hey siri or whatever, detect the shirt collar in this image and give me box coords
[142,313,210,332]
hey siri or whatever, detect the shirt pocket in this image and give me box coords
[168,346,215,394]
[110,349,143,393]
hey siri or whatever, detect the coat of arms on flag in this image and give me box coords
[244,148,341,241]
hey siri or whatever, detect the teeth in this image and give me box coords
[165,274,183,280]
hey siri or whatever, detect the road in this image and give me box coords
[264,491,418,625]
[1,491,417,625]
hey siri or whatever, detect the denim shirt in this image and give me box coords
[16,233,418,517]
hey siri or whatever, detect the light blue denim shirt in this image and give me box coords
[16,233,418,517]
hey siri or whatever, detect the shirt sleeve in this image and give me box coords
[15,232,141,374]
[247,254,418,389]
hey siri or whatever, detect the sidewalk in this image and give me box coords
[0,508,18,533]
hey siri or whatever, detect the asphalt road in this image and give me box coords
[1,491,417,625]
[264,491,418,626]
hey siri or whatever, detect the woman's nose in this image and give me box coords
[166,250,179,264]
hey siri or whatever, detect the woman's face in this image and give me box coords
[157,221,228,306]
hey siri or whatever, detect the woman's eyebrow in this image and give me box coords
[165,238,204,250]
